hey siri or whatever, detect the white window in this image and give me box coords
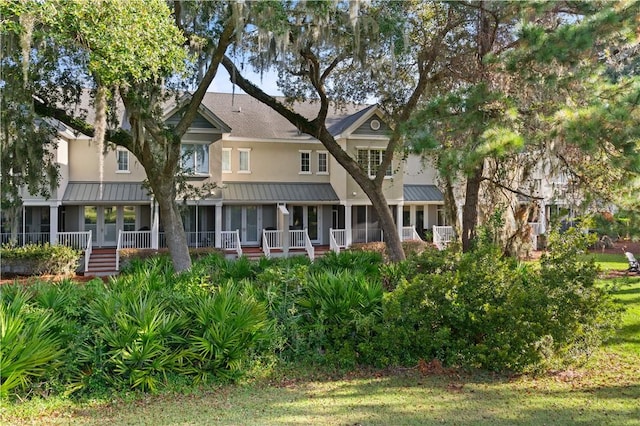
[181,143,209,175]
[238,148,251,173]
[317,151,328,174]
[357,148,392,177]
[222,148,232,173]
[116,148,129,172]
[299,150,311,174]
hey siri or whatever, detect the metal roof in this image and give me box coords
[222,182,339,203]
[63,182,151,204]
[403,184,443,202]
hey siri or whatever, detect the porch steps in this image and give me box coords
[85,248,118,277]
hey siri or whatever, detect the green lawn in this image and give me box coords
[2,272,639,425]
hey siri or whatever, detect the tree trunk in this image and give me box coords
[364,181,405,263]
[152,180,192,272]
[462,164,484,252]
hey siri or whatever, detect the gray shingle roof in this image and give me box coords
[63,182,150,204]
[197,93,371,139]
[221,182,338,203]
[403,185,443,202]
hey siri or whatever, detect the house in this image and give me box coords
[1,93,448,269]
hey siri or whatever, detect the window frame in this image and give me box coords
[317,151,329,175]
[181,143,210,176]
[356,148,392,178]
[299,150,311,174]
[222,148,232,173]
[116,148,130,173]
[238,148,251,173]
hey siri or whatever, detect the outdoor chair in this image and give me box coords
[624,251,640,273]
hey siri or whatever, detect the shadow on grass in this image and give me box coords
[51,371,640,426]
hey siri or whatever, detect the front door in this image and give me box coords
[226,206,260,245]
[291,205,319,243]
[83,206,128,247]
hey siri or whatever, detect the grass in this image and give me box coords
[2,262,639,425]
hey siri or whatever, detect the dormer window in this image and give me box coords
[181,143,209,175]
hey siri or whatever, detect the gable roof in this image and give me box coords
[200,93,372,140]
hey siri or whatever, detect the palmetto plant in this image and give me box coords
[86,288,186,392]
[0,288,63,397]
[184,280,269,382]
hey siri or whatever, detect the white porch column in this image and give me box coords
[49,205,59,245]
[151,200,159,249]
[423,205,430,231]
[457,203,464,230]
[278,204,290,256]
[538,200,546,234]
[344,202,352,246]
[215,204,222,248]
[396,203,403,240]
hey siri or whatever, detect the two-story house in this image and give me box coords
[2,93,447,266]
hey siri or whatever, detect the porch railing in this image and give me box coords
[158,231,216,249]
[289,229,306,249]
[351,227,383,244]
[57,231,92,272]
[221,230,242,257]
[303,229,315,261]
[0,232,51,246]
[262,229,282,258]
[433,226,455,250]
[401,226,421,241]
[329,228,347,254]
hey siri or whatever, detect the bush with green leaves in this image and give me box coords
[376,228,620,372]
[0,287,64,397]
[0,243,80,276]
[294,271,383,368]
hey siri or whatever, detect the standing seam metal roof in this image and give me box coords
[403,185,444,202]
[221,182,339,202]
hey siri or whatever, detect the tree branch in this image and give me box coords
[174,14,236,137]
[33,96,133,149]
[480,176,544,200]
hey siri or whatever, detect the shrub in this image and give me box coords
[0,287,64,397]
[182,280,271,382]
[294,271,383,367]
[311,250,382,278]
[0,244,80,277]
[376,229,620,372]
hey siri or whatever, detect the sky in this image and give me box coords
[208,67,283,96]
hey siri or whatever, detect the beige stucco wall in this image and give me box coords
[220,139,331,183]
[68,139,146,182]
[343,137,404,203]
[403,154,439,185]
